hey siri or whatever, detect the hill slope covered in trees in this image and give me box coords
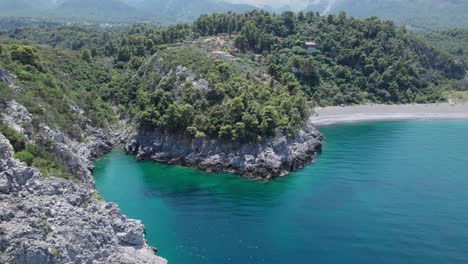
[194,11,465,105]
[1,11,465,146]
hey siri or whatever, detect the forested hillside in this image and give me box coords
[418,29,468,64]
[1,11,465,145]
[194,11,465,105]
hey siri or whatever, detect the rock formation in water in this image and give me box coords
[125,120,323,179]
[124,55,324,180]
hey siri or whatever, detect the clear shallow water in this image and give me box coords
[94,121,468,264]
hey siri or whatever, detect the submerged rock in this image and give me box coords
[126,118,323,179]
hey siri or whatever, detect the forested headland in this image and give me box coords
[1,11,466,147]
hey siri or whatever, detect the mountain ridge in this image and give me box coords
[305,0,468,29]
[0,0,466,28]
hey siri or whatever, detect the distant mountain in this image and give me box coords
[305,0,468,29]
[0,0,259,23]
[0,0,53,16]
[52,0,141,20]
[0,0,466,28]
[275,5,293,13]
[134,0,258,22]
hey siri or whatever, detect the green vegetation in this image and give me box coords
[418,29,468,94]
[40,219,53,235]
[1,0,467,29]
[418,29,468,64]
[14,150,34,166]
[0,41,117,137]
[194,11,464,105]
[0,11,466,161]
[91,193,105,201]
[50,248,59,257]
[0,121,27,151]
[135,48,309,141]
[1,119,73,178]
[447,91,468,104]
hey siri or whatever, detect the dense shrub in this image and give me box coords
[14,150,34,166]
[0,122,27,152]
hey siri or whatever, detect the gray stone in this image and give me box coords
[0,132,167,264]
[126,118,323,179]
[0,173,10,194]
[117,220,146,246]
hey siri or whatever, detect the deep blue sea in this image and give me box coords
[94,121,468,264]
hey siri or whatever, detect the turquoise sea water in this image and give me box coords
[94,121,468,264]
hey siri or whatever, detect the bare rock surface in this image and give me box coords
[0,82,166,264]
[125,119,323,179]
[0,133,167,264]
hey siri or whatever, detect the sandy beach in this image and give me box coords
[311,103,468,126]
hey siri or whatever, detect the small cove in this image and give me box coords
[94,121,468,264]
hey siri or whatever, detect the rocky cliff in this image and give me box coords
[0,133,166,264]
[0,72,167,263]
[0,63,323,264]
[125,119,323,179]
[124,54,324,179]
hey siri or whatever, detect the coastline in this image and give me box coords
[311,103,468,126]
[0,100,167,263]
[125,120,323,180]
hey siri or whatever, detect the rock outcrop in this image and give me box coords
[0,79,166,264]
[0,133,166,264]
[123,54,324,179]
[125,119,323,179]
[0,68,24,93]
[1,98,132,184]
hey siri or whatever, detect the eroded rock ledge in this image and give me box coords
[125,120,323,179]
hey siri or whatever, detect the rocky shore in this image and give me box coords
[0,94,322,264]
[0,66,323,263]
[0,96,167,263]
[125,120,323,180]
[0,134,166,264]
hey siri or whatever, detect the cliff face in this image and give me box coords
[0,133,166,264]
[0,72,167,263]
[125,119,323,179]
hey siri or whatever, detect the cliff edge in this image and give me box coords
[125,118,323,179]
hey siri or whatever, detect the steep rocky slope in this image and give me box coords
[0,70,166,263]
[0,133,166,264]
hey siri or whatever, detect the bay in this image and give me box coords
[94,121,468,264]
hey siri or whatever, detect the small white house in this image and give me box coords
[305,41,318,51]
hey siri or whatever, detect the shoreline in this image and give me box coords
[125,121,323,180]
[311,103,468,126]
